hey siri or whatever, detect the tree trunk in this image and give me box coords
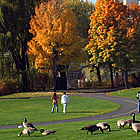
[9,45,29,92]
[21,71,28,91]
[109,64,114,88]
[96,66,102,84]
[124,62,129,89]
[52,56,57,92]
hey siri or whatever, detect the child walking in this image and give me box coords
[51,92,59,113]
[61,92,70,113]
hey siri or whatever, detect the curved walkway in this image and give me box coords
[0,92,138,129]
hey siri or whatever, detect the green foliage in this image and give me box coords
[0,0,41,91]
[67,0,94,39]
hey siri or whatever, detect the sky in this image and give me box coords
[87,0,97,4]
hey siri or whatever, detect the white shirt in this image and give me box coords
[61,94,70,104]
[137,93,140,100]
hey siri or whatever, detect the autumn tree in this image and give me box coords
[27,0,85,91]
[86,0,140,88]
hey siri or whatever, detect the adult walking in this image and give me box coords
[136,91,140,113]
[61,92,70,113]
[51,92,59,113]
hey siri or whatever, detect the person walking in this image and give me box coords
[61,92,70,113]
[136,91,140,113]
[51,92,59,113]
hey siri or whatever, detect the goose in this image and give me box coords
[23,118,36,130]
[96,122,111,131]
[126,118,140,128]
[40,129,57,135]
[117,119,127,128]
[126,119,133,127]
[18,127,37,137]
[131,112,140,134]
[81,124,103,135]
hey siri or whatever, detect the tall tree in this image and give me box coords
[66,0,94,39]
[0,0,40,91]
[27,0,85,91]
[86,0,140,89]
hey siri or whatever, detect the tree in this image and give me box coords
[66,0,103,84]
[0,0,40,91]
[0,31,13,79]
[0,1,13,79]
[27,0,85,91]
[66,0,94,39]
[86,0,140,89]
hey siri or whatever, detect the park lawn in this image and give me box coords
[0,96,120,126]
[107,87,140,98]
[0,88,140,139]
[1,115,140,140]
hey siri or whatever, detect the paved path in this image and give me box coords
[0,92,138,129]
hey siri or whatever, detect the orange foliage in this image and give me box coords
[27,0,84,72]
[86,0,140,67]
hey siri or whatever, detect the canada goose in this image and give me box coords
[131,112,140,134]
[18,127,37,137]
[117,119,127,128]
[40,129,57,135]
[96,122,111,131]
[126,119,133,127]
[23,118,36,130]
[126,118,140,128]
[81,124,103,135]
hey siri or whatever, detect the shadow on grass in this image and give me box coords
[67,111,97,113]
[0,97,30,99]
[108,130,120,132]
[81,132,103,135]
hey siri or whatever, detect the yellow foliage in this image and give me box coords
[85,0,140,66]
[27,0,84,72]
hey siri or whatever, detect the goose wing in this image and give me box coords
[42,130,56,135]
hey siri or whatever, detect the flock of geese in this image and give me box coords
[117,112,140,134]
[18,112,140,137]
[81,112,140,135]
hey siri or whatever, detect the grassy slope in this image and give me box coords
[0,88,140,139]
[0,96,119,126]
[1,116,140,140]
[107,87,140,98]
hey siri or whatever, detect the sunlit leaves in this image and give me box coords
[28,0,84,73]
[86,0,140,69]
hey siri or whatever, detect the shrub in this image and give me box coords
[128,76,140,88]
[29,73,53,91]
[83,81,103,88]
[0,79,19,96]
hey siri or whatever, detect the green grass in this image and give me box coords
[0,96,119,126]
[0,91,78,99]
[1,88,140,140]
[1,116,140,140]
[107,87,140,98]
